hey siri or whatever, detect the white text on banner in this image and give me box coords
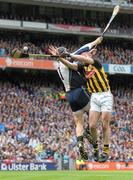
[109,64,131,74]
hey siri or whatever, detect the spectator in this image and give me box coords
[0,34,132,64]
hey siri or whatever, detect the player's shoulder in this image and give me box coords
[93,59,102,69]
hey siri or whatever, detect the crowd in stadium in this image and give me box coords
[0,37,133,65]
[0,12,132,31]
[126,0,133,3]
[0,74,132,163]
[0,0,132,166]
[104,0,133,4]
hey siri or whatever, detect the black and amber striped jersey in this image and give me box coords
[85,60,110,93]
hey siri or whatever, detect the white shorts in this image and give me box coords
[90,91,113,112]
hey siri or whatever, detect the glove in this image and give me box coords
[11,48,29,58]
[11,48,21,58]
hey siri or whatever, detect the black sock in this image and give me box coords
[104,144,109,148]
[103,144,109,154]
[77,135,83,143]
[93,143,98,150]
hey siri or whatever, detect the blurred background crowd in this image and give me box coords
[0,32,133,65]
[0,0,132,166]
[0,72,132,163]
[0,1,133,30]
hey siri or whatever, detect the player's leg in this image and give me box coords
[73,111,88,161]
[98,111,111,162]
[86,94,101,161]
[102,111,111,157]
[66,87,90,160]
[89,111,100,161]
[73,111,84,137]
[99,92,113,162]
[89,111,100,144]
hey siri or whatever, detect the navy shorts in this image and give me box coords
[66,87,90,112]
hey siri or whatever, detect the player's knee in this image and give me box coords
[102,112,111,121]
[74,116,83,125]
[102,114,110,125]
[89,121,96,129]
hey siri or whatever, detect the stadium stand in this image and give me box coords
[0,0,132,170]
[0,13,131,29]
[0,32,133,64]
[0,2,133,29]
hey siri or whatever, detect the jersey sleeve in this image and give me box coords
[71,43,92,55]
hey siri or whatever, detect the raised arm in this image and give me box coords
[59,57,78,71]
[70,54,94,65]
[89,36,103,49]
[48,45,78,71]
[72,36,103,55]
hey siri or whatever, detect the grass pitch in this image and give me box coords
[0,170,132,180]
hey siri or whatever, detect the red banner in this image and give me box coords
[48,23,101,33]
[76,161,133,170]
[0,57,58,70]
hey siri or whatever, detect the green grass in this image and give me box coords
[0,171,133,180]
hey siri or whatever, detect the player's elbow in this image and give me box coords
[69,63,78,71]
[71,64,78,71]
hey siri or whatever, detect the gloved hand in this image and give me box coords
[11,48,22,58]
[11,48,29,58]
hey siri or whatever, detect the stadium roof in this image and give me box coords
[0,0,133,14]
